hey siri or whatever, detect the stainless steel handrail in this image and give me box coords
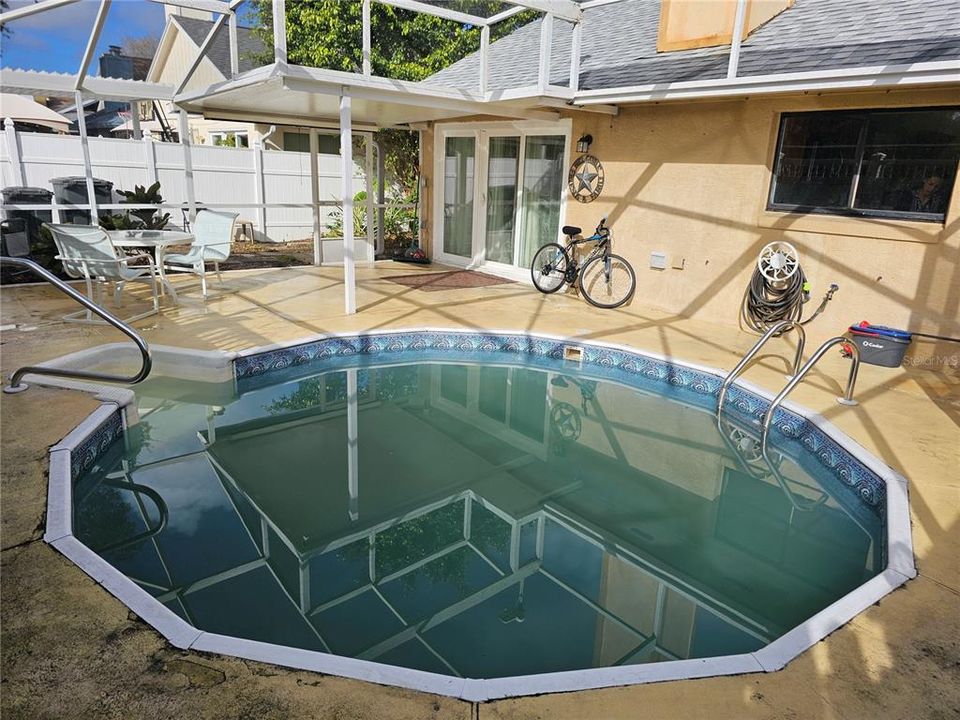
[1,257,152,393]
[760,337,860,452]
[717,320,805,416]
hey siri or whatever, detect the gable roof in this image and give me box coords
[422,0,960,92]
[169,15,266,79]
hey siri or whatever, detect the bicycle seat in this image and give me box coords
[562,225,581,237]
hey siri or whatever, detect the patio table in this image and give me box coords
[108,229,193,304]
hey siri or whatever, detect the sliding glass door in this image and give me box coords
[435,123,569,275]
[442,136,476,259]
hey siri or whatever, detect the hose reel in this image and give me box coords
[741,241,838,334]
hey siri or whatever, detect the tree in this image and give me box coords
[248,1,536,228]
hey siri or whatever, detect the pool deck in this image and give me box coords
[1,264,958,719]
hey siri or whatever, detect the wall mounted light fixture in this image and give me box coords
[576,134,593,154]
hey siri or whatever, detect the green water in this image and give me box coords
[74,361,883,678]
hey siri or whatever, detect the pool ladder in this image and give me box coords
[1,256,152,393]
[717,320,861,452]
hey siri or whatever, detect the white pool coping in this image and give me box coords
[39,328,916,702]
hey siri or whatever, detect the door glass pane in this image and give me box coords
[443,136,475,258]
[485,136,520,265]
[518,135,565,268]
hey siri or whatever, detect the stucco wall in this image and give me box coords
[422,88,959,364]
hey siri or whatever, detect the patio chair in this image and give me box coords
[45,223,160,324]
[163,209,238,299]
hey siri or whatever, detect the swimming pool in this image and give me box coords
[45,330,915,700]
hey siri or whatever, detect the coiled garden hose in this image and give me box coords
[740,266,839,334]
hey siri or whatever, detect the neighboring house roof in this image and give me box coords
[422,0,960,92]
[169,15,266,78]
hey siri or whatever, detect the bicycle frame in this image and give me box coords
[562,223,611,279]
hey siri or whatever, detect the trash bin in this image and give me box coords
[1,186,56,271]
[51,176,113,225]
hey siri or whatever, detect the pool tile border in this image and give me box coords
[45,328,917,702]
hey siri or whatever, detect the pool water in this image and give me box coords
[74,358,884,679]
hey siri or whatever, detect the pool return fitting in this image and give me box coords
[0,257,152,393]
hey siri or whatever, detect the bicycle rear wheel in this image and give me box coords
[580,253,636,308]
[530,243,570,294]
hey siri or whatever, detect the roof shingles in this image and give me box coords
[422,0,960,92]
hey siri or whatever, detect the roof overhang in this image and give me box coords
[0,68,174,102]
[573,60,960,106]
[174,62,564,129]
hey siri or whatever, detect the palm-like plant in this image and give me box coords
[115,181,170,228]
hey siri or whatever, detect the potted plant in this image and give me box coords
[115,181,170,229]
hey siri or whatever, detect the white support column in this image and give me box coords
[364,134,375,261]
[253,140,266,239]
[569,20,582,92]
[143,135,158,184]
[537,13,553,93]
[346,368,359,522]
[340,91,356,315]
[178,109,196,221]
[479,24,490,94]
[130,102,142,140]
[375,138,385,255]
[362,0,371,76]
[272,0,287,65]
[228,11,240,76]
[75,0,111,90]
[727,0,748,79]
[309,129,322,265]
[3,119,24,187]
[74,91,99,222]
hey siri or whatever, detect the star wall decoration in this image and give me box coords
[568,154,604,203]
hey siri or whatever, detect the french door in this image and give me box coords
[435,121,571,278]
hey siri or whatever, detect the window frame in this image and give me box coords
[767,105,959,224]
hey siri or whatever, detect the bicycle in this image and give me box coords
[530,217,636,309]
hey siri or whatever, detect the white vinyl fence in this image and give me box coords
[0,129,368,247]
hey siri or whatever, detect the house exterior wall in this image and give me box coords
[421,87,959,364]
[151,25,260,147]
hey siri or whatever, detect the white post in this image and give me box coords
[569,20,582,92]
[3,119,24,187]
[228,11,240,76]
[362,0,371,76]
[727,0,748,79]
[479,24,490,94]
[178,109,196,221]
[309,129,322,265]
[75,0,111,90]
[375,138,385,255]
[130,102,142,140]
[340,91,356,315]
[364,134,375,261]
[538,13,553,93]
[74,91,99,222]
[143,134,158,184]
[272,0,287,65]
[347,368,359,522]
[253,140,266,239]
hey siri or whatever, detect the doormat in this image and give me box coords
[385,270,516,292]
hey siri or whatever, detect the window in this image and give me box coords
[768,107,960,222]
[209,131,248,148]
[282,131,339,154]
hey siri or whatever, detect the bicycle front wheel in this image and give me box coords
[530,243,570,294]
[580,253,636,308]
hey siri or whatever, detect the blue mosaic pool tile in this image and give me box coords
[70,409,124,480]
[233,330,887,516]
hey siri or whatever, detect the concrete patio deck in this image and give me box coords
[1,264,957,719]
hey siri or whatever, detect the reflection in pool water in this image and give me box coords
[74,360,884,679]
